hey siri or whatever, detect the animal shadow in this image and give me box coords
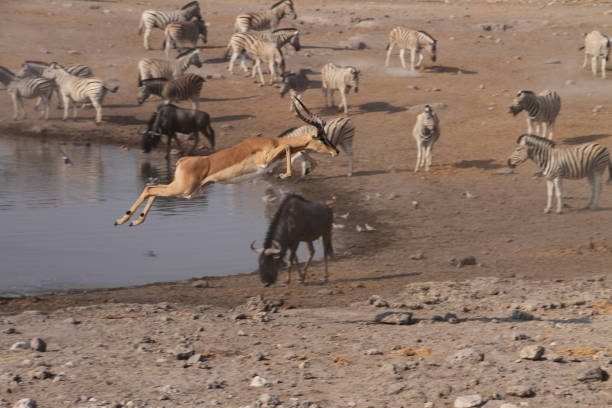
[105,104,140,109]
[201,95,257,102]
[211,114,255,123]
[452,159,504,170]
[562,134,610,145]
[205,57,228,64]
[426,65,477,75]
[357,101,407,114]
[104,115,147,125]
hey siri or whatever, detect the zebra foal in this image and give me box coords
[137,49,202,84]
[234,0,297,33]
[413,105,440,172]
[321,63,359,114]
[385,28,437,71]
[163,20,207,57]
[508,134,611,214]
[278,117,356,177]
[138,1,202,50]
[0,66,55,120]
[138,73,204,110]
[508,90,561,140]
[580,31,610,79]
[42,63,118,124]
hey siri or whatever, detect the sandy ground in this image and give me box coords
[1,0,612,406]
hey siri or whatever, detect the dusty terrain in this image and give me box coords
[1,0,612,406]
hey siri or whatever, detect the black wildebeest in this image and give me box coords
[142,104,215,158]
[250,194,334,286]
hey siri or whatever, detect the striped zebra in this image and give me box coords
[163,20,208,57]
[385,28,437,71]
[508,134,611,214]
[413,105,440,172]
[137,73,204,110]
[225,28,300,74]
[0,66,55,120]
[321,63,359,114]
[280,69,309,110]
[234,0,297,33]
[138,1,202,50]
[277,117,356,177]
[17,60,93,108]
[581,30,610,79]
[509,90,561,140]
[138,49,202,85]
[41,63,118,124]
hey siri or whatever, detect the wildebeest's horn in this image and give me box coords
[291,96,325,128]
[263,240,282,255]
[250,241,264,254]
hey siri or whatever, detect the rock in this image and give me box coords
[205,73,225,80]
[9,341,29,351]
[367,295,389,307]
[28,367,54,380]
[386,383,406,395]
[444,313,461,324]
[191,280,210,288]
[450,256,477,267]
[207,379,226,389]
[30,338,46,352]
[13,399,36,408]
[174,347,195,360]
[454,394,483,408]
[187,353,203,365]
[67,49,80,55]
[593,105,604,113]
[259,393,282,406]
[500,404,519,408]
[410,252,426,260]
[505,384,535,397]
[510,310,534,321]
[380,363,402,379]
[365,348,383,355]
[578,366,609,382]
[565,79,576,86]
[478,23,510,31]
[250,351,265,361]
[63,317,80,324]
[340,36,367,50]
[3,328,18,334]
[519,345,545,360]
[233,313,249,320]
[544,59,561,64]
[250,375,270,387]
[374,311,413,325]
[448,348,484,364]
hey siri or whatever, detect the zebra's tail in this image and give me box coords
[608,161,612,183]
[578,45,585,51]
[385,43,390,51]
[138,16,144,35]
[224,43,232,60]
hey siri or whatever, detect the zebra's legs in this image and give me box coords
[61,95,71,121]
[414,140,422,172]
[544,179,554,214]
[344,144,354,176]
[228,52,237,74]
[91,99,102,124]
[554,178,563,213]
[385,43,394,67]
[143,28,152,50]
[547,122,555,140]
[416,52,424,69]
[601,57,607,79]
[425,144,433,171]
[410,48,417,71]
[399,48,407,69]
[10,93,20,120]
[39,95,50,120]
[541,122,548,139]
[592,56,598,77]
[583,52,589,69]
[239,54,250,74]
[587,173,603,210]
[268,60,277,85]
[190,97,199,111]
[339,89,349,114]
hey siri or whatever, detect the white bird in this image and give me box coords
[412,200,420,209]
[463,191,478,199]
[332,223,345,230]
[58,146,73,166]
[364,223,376,231]
[339,212,350,219]
[356,224,364,232]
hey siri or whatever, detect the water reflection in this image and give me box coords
[0,135,271,295]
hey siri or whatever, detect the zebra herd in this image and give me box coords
[2,0,612,215]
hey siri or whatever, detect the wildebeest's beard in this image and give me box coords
[258,253,286,286]
[141,131,161,153]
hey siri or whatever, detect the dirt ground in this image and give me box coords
[0,0,611,406]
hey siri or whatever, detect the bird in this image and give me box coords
[58,146,73,166]
[412,200,420,209]
[339,212,350,219]
[364,223,376,231]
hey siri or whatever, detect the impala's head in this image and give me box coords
[508,90,534,116]
[291,96,339,156]
[251,240,286,286]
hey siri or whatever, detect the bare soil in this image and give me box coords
[1,0,612,406]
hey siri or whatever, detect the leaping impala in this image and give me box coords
[115,97,338,227]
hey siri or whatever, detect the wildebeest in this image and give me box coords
[250,194,334,286]
[142,104,215,158]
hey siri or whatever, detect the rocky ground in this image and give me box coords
[1,276,611,407]
[2,0,612,406]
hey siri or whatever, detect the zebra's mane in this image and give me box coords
[0,66,16,85]
[180,1,199,10]
[141,78,168,83]
[518,134,556,149]
[270,0,290,9]
[276,126,300,138]
[517,90,534,96]
[417,30,436,43]
[272,27,298,33]
[176,48,197,59]
[23,60,50,67]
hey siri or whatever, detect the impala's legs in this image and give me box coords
[129,196,158,227]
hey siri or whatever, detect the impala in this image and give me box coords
[114,97,338,227]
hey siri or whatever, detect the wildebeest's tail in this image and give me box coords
[205,121,216,151]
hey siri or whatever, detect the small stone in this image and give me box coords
[386,383,406,395]
[175,347,195,360]
[450,256,477,267]
[28,367,54,380]
[259,393,282,406]
[250,375,270,387]
[250,351,265,361]
[317,289,334,296]
[10,342,28,351]
[13,399,36,408]
[454,395,482,408]
[578,367,609,382]
[365,348,383,355]
[374,311,413,325]
[30,338,46,352]
[506,384,535,398]
[4,328,18,334]
[519,345,544,360]
[448,348,484,364]
[206,379,226,389]
[237,330,247,336]
[192,280,210,288]
[410,252,426,260]
[67,49,80,55]
[565,79,576,86]
[187,353,203,365]
[234,313,249,320]
[205,73,225,80]
[593,105,604,113]
[64,317,80,324]
[510,310,534,321]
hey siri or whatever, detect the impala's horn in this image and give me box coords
[291,95,325,128]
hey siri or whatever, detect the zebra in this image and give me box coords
[0,66,55,120]
[508,90,561,140]
[137,73,204,110]
[137,49,202,85]
[225,28,300,75]
[277,117,356,177]
[234,0,297,33]
[17,60,93,109]
[507,134,612,214]
[41,63,118,124]
[413,105,440,172]
[227,39,285,85]
[580,30,610,79]
[321,63,359,114]
[138,1,202,50]
[163,20,208,57]
[385,28,437,71]
[280,68,310,110]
